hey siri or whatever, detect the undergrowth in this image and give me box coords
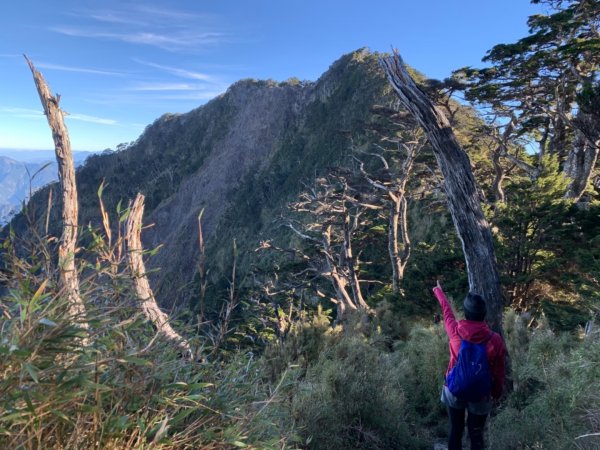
[1,226,599,449]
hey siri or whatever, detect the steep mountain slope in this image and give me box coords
[9,49,410,307]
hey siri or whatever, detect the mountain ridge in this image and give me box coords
[7,49,419,308]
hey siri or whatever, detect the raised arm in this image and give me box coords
[433,282,459,338]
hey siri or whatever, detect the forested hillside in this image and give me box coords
[1,1,599,449]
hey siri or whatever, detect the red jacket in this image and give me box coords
[433,287,506,399]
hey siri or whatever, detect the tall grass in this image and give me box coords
[0,227,294,449]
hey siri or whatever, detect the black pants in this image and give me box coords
[447,406,487,450]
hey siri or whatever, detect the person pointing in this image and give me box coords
[433,280,506,450]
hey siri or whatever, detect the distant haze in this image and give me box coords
[0,149,94,164]
[0,150,94,224]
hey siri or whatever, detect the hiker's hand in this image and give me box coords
[435,279,443,291]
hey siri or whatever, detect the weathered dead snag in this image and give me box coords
[25,56,89,335]
[380,51,505,332]
[125,193,192,356]
[356,127,423,294]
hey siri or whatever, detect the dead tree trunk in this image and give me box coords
[125,193,191,356]
[321,225,358,318]
[380,52,505,332]
[358,139,418,294]
[25,56,88,333]
[341,209,369,309]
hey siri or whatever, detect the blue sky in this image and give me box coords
[0,1,544,152]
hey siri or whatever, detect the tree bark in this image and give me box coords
[25,56,89,334]
[397,196,411,280]
[563,131,599,201]
[388,194,402,292]
[321,225,358,318]
[342,211,369,309]
[491,115,518,204]
[380,52,505,332]
[125,193,191,356]
[491,149,506,204]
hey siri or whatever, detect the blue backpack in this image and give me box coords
[446,333,493,402]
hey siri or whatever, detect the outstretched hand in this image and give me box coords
[434,279,443,291]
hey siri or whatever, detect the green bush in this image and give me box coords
[393,324,449,438]
[488,315,600,449]
[260,305,340,383]
[291,334,422,449]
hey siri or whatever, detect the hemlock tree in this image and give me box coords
[454,0,600,202]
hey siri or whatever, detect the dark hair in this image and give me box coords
[463,292,486,322]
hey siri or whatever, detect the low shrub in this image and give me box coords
[488,314,600,449]
[291,334,421,449]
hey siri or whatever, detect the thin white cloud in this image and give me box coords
[149,91,225,101]
[0,106,116,125]
[36,62,124,76]
[0,106,42,115]
[73,6,214,27]
[67,113,117,125]
[52,26,225,51]
[0,106,45,120]
[134,5,209,21]
[131,83,199,91]
[58,5,228,52]
[133,59,215,81]
[85,12,147,26]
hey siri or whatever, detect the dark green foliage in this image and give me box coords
[393,325,449,430]
[490,156,600,314]
[488,311,600,449]
[291,335,421,450]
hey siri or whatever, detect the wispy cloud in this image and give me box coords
[36,62,124,76]
[134,5,210,21]
[84,12,147,27]
[67,113,117,125]
[0,106,44,120]
[133,59,215,81]
[128,59,228,99]
[150,92,225,101]
[73,6,213,27]
[58,6,228,52]
[52,27,225,51]
[131,83,199,91]
[0,105,116,125]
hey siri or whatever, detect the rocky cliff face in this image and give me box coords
[10,49,401,307]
